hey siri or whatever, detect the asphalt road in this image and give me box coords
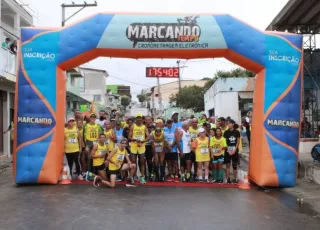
[0,179,320,230]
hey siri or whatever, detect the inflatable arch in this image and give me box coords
[15,13,303,187]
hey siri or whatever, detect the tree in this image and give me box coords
[214,68,255,79]
[137,94,146,103]
[169,85,205,113]
[121,95,131,111]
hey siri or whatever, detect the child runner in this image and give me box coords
[210,127,227,183]
[151,127,165,181]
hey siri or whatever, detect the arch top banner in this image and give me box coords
[16,13,303,187]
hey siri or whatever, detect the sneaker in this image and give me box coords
[93,176,100,187]
[140,176,146,184]
[204,179,210,183]
[77,175,84,181]
[167,176,174,182]
[174,176,179,183]
[182,177,186,182]
[193,176,199,182]
[218,179,223,184]
[232,179,238,184]
[85,171,92,182]
[126,184,137,187]
[226,178,231,184]
[199,179,203,183]
[211,179,217,183]
[116,176,123,182]
[160,176,165,182]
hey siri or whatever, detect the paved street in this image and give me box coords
[0,168,320,230]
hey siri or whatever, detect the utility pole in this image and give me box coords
[157,77,162,117]
[176,60,188,91]
[61,1,97,27]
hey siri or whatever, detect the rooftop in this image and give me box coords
[266,0,320,33]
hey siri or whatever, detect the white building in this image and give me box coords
[78,67,109,107]
[105,92,121,111]
[204,77,255,123]
[0,0,33,158]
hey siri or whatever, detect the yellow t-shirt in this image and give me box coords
[64,127,79,153]
[84,123,100,141]
[210,136,227,156]
[93,143,108,166]
[104,129,115,151]
[188,126,198,143]
[121,121,128,129]
[109,147,127,170]
[221,126,228,135]
[131,124,146,148]
[152,130,164,151]
[195,137,210,162]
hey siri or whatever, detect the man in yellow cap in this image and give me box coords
[83,113,104,173]
[129,113,150,184]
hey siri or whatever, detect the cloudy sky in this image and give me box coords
[24,0,288,100]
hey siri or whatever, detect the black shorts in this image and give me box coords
[166,152,178,161]
[191,151,196,162]
[145,145,153,161]
[180,153,192,167]
[224,150,239,165]
[212,154,224,163]
[108,169,120,175]
[85,140,94,150]
[93,163,105,173]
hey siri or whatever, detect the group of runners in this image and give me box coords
[64,110,247,188]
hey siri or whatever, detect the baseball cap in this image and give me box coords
[90,113,96,118]
[116,121,121,125]
[198,127,205,134]
[229,119,236,124]
[136,113,143,118]
[68,117,75,122]
[172,111,179,116]
[155,119,163,124]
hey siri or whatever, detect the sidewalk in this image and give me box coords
[0,155,11,173]
[241,149,320,214]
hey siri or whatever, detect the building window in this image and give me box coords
[93,95,101,101]
[70,76,75,86]
[79,77,85,92]
[73,101,78,110]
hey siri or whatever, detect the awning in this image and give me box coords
[238,92,253,99]
[66,91,90,104]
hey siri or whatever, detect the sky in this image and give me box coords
[23,0,288,100]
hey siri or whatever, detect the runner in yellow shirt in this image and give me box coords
[104,121,116,152]
[129,113,149,184]
[210,127,227,183]
[92,138,136,188]
[64,117,83,181]
[192,128,211,183]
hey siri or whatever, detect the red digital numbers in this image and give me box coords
[146,67,179,78]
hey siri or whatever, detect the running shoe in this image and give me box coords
[77,175,84,181]
[85,171,91,182]
[204,179,210,183]
[93,176,101,187]
[226,178,232,184]
[232,179,238,184]
[182,177,186,182]
[116,176,123,182]
[174,176,179,183]
[140,176,146,184]
[167,175,174,182]
[211,179,217,183]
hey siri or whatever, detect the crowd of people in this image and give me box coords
[64,109,252,188]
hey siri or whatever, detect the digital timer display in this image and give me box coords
[146,67,180,78]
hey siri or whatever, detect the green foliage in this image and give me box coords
[214,68,255,79]
[121,95,131,110]
[169,85,205,113]
[137,94,146,103]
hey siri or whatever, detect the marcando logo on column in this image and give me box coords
[126,16,202,48]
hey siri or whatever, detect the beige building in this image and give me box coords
[144,80,207,117]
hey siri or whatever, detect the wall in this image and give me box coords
[79,69,107,106]
[66,72,81,95]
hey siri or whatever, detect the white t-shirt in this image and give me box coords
[178,129,191,154]
[95,119,106,130]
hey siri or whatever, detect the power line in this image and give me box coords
[108,74,151,87]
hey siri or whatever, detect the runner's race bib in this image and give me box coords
[228,146,236,155]
[68,138,77,143]
[213,148,220,153]
[136,136,143,141]
[200,148,209,154]
[105,139,110,145]
[117,154,125,161]
[99,150,105,156]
